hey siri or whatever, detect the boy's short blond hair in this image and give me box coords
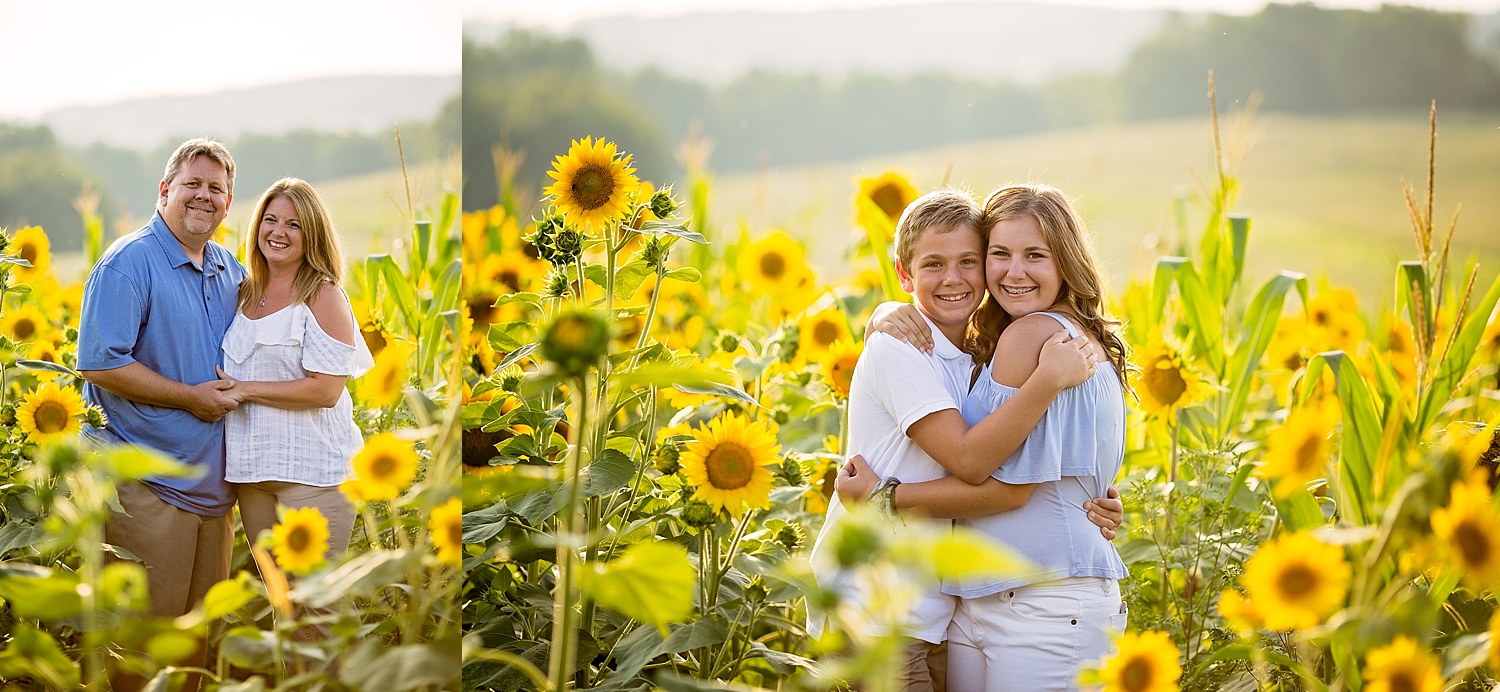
[893,188,983,268]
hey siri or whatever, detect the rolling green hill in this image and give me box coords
[705,112,1500,312]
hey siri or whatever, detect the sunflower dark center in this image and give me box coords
[443,519,462,547]
[498,269,521,293]
[287,525,310,551]
[370,453,398,479]
[18,241,38,265]
[704,442,755,490]
[1294,433,1324,473]
[13,317,36,341]
[759,252,787,281]
[34,401,70,434]
[1144,358,1187,407]
[1119,656,1154,692]
[1389,671,1418,692]
[1276,563,1318,600]
[871,183,908,220]
[571,164,615,211]
[467,294,499,324]
[1454,520,1491,567]
[813,320,841,348]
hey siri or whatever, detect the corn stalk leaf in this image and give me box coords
[1305,351,1381,526]
[1418,273,1500,434]
[379,254,421,336]
[855,195,907,302]
[1221,271,1306,440]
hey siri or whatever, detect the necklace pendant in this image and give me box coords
[258,299,266,307]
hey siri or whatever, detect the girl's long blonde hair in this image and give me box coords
[967,184,1132,390]
[237,178,346,312]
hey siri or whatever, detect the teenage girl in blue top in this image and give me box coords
[844,184,1131,691]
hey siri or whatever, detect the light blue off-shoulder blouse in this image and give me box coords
[944,311,1128,598]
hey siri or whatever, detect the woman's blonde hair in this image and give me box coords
[968,184,1131,389]
[237,178,346,312]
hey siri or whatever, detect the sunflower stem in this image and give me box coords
[548,373,589,691]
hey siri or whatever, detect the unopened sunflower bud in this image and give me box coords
[498,372,524,394]
[772,407,791,426]
[775,521,806,552]
[653,444,682,475]
[539,309,611,378]
[715,332,741,353]
[778,457,804,485]
[0,403,15,427]
[642,236,669,272]
[543,269,572,300]
[832,520,884,568]
[64,327,79,343]
[744,576,769,606]
[682,500,719,528]
[84,406,108,429]
[649,186,679,220]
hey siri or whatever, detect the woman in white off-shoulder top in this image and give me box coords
[218,178,373,580]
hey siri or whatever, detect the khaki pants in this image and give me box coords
[235,480,354,643]
[104,481,233,692]
[898,638,948,692]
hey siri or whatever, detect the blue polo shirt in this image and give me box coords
[77,213,246,516]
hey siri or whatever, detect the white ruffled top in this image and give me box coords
[221,298,375,486]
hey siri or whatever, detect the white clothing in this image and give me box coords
[947,577,1127,691]
[221,300,374,486]
[807,314,972,644]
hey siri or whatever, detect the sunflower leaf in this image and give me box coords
[15,359,77,376]
[580,541,694,632]
[0,256,32,267]
[613,258,654,301]
[638,219,707,244]
[0,626,80,689]
[583,449,637,498]
[488,321,537,352]
[664,267,702,284]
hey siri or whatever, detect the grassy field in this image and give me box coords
[47,160,455,284]
[707,113,1500,313]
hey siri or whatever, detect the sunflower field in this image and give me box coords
[0,191,463,689]
[464,101,1500,692]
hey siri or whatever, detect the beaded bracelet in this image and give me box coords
[871,476,903,522]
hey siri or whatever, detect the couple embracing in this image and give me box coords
[76,138,373,691]
[810,184,1132,691]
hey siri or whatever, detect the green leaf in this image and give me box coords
[1221,271,1307,439]
[613,258,654,301]
[580,541,695,632]
[488,321,536,352]
[0,522,41,558]
[0,626,80,688]
[673,382,761,407]
[292,550,410,608]
[1309,351,1381,526]
[1149,257,1187,327]
[200,573,258,620]
[1419,272,1500,433]
[1274,489,1326,532]
[494,292,542,307]
[147,630,200,665]
[897,526,1034,580]
[855,195,907,302]
[1227,214,1251,290]
[98,444,198,481]
[431,258,463,313]
[1174,262,1224,377]
[638,219,707,244]
[379,254,421,335]
[462,466,555,509]
[0,569,82,620]
[340,639,461,690]
[16,359,77,376]
[0,256,32,267]
[583,449,638,498]
[664,266,702,283]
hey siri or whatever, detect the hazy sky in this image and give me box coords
[0,0,461,121]
[471,0,1500,27]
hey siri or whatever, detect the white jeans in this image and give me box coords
[945,577,1126,692]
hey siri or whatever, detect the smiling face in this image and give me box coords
[896,224,985,346]
[257,195,306,268]
[987,214,1063,318]
[158,155,231,249]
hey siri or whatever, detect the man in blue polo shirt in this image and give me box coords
[77,137,246,692]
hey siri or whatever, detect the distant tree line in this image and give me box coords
[465,2,1500,210]
[0,99,458,252]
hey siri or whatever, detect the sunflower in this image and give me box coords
[17,381,85,445]
[430,497,462,566]
[738,230,809,297]
[1094,630,1181,692]
[1259,400,1340,498]
[798,307,852,362]
[22,339,66,380]
[342,433,419,502]
[823,339,863,401]
[1430,475,1500,589]
[1134,338,1206,420]
[679,413,782,516]
[356,339,412,409]
[9,226,51,279]
[544,137,640,232]
[1306,286,1364,351]
[1362,637,1443,692]
[856,170,919,224]
[0,303,50,343]
[1240,531,1350,631]
[1216,588,1263,632]
[270,506,330,575]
